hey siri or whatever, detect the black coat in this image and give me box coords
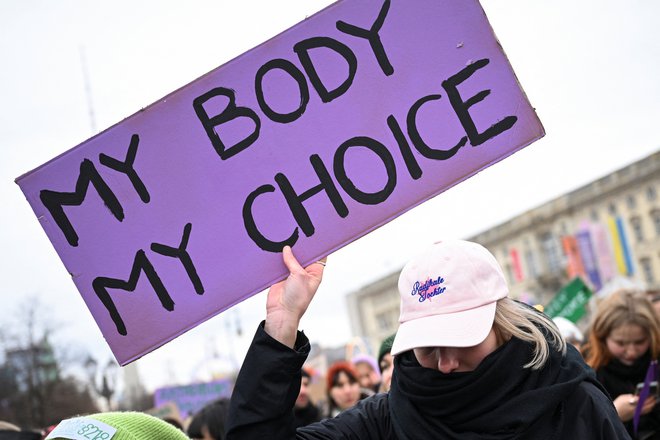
[596,352,660,439]
[226,323,630,439]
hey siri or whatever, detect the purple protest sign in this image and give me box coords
[154,379,232,419]
[16,0,544,365]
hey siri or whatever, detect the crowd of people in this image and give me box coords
[3,239,660,439]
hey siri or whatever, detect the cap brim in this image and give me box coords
[390,302,496,355]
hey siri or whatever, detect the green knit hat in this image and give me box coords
[377,332,397,372]
[46,411,189,440]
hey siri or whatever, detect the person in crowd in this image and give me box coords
[44,411,189,439]
[293,367,321,428]
[553,316,585,351]
[0,420,40,440]
[324,361,373,418]
[162,417,184,431]
[583,289,660,439]
[351,354,381,393]
[377,333,396,393]
[226,240,629,438]
[187,398,230,440]
[647,290,660,319]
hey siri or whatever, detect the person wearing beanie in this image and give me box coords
[45,411,190,440]
[377,333,396,393]
[350,354,381,393]
[226,242,630,439]
[324,361,373,418]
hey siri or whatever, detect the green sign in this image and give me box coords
[544,277,593,323]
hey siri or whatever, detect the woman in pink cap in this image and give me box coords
[226,240,629,439]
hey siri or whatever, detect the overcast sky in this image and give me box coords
[1,0,659,392]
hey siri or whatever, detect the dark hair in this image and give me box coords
[187,398,230,440]
[162,417,184,431]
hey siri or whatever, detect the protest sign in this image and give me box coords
[16,0,544,364]
[153,379,232,419]
[144,401,183,424]
[545,277,593,323]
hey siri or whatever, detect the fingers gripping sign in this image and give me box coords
[265,246,327,348]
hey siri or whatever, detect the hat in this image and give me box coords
[552,316,584,344]
[377,333,396,370]
[325,361,358,392]
[45,412,189,440]
[351,354,380,379]
[391,240,508,355]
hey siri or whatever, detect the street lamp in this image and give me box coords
[85,356,118,411]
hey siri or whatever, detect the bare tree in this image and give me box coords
[0,296,98,429]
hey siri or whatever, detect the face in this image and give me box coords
[354,362,378,389]
[295,376,310,408]
[329,371,361,410]
[413,328,500,373]
[653,300,660,320]
[606,323,650,365]
[199,425,214,440]
[379,353,394,392]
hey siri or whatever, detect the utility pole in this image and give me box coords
[79,45,97,134]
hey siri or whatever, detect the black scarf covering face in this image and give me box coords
[389,336,601,440]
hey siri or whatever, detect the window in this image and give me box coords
[525,249,539,278]
[541,233,563,274]
[653,210,660,236]
[376,311,395,332]
[608,203,617,216]
[640,258,655,285]
[648,186,658,202]
[505,263,515,285]
[630,216,644,242]
[627,194,637,210]
[590,209,599,222]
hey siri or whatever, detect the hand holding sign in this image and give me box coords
[265,246,327,348]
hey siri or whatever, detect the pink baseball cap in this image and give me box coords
[390,240,509,355]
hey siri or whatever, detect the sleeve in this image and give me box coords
[226,322,392,440]
[226,321,309,440]
[572,382,632,440]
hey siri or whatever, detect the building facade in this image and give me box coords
[346,150,660,353]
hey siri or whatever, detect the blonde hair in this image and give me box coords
[493,298,566,370]
[583,289,660,370]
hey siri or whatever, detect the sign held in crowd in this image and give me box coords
[16,0,544,365]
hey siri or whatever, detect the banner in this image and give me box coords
[510,248,524,282]
[144,401,182,424]
[575,229,602,290]
[561,236,585,280]
[608,216,634,276]
[544,277,593,323]
[153,379,232,419]
[616,216,635,275]
[16,0,544,364]
[589,222,616,284]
